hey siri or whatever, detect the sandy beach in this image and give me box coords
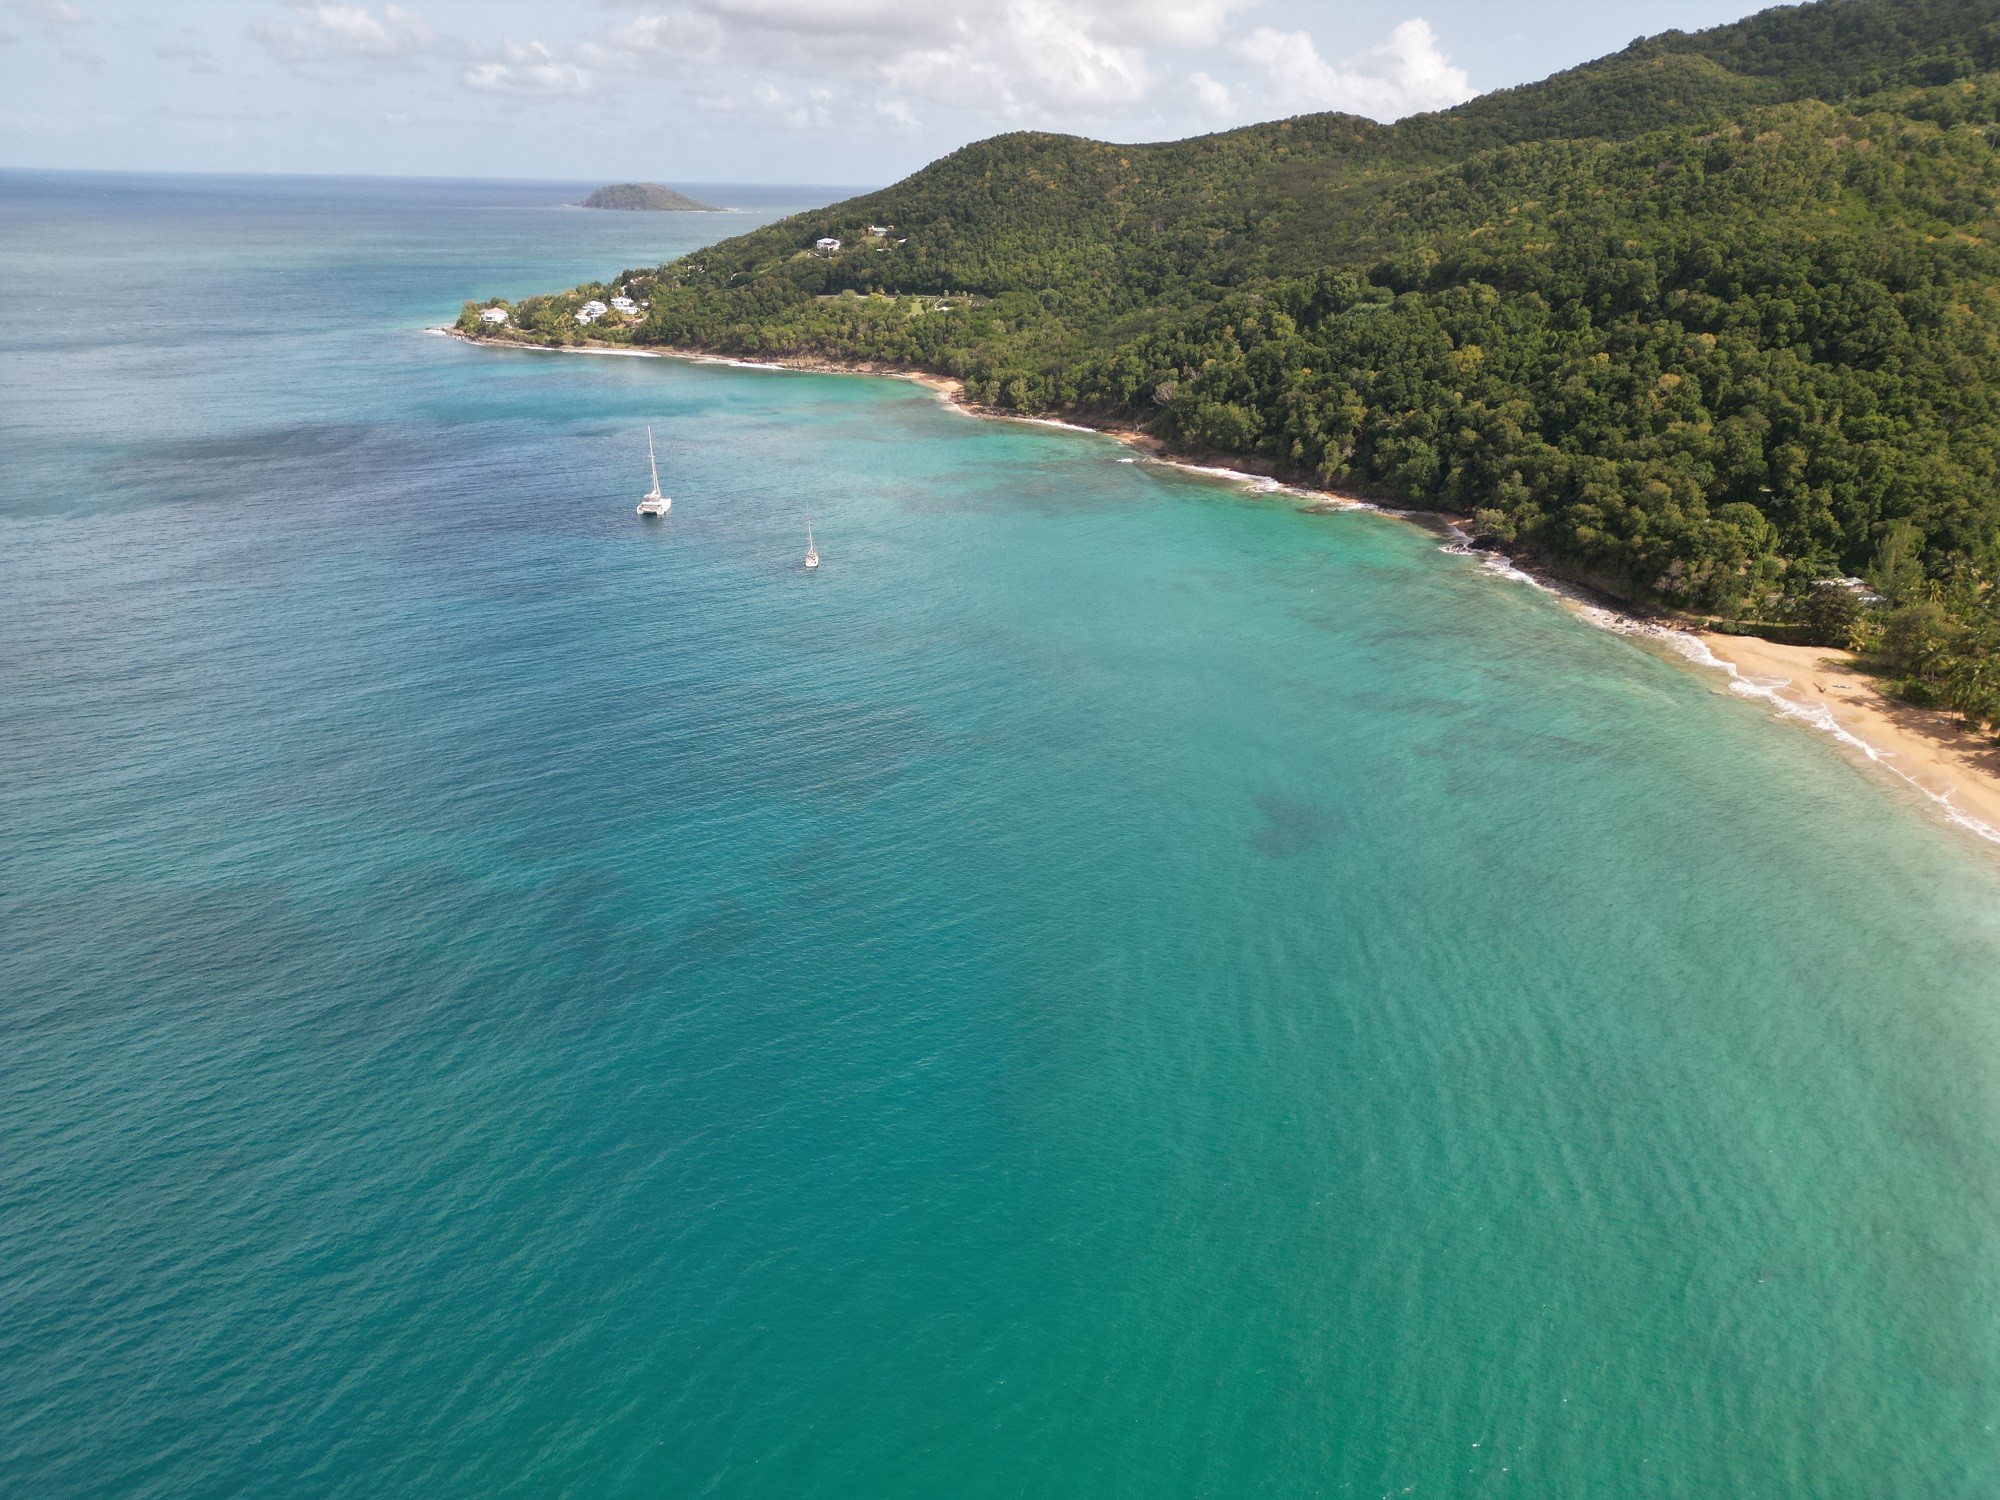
[1694,633,2000,844]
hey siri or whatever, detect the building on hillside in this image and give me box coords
[479,306,510,324]
[815,237,841,251]
[1817,575,1886,605]
[609,296,638,313]
[575,300,609,324]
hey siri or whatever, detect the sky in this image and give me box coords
[2,0,1784,185]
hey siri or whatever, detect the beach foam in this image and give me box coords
[1451,546,2000,845]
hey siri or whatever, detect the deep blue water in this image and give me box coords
[6,171,2000,1498]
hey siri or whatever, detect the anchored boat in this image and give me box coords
[636,427,671,517]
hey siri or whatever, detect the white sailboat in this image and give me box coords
[636,427,671,517]
[804,522,819,570]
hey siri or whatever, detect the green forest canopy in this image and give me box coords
[468,0,2000,729]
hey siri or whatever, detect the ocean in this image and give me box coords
[5,170,2000,1497]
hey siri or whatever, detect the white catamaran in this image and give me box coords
[636,427,671,517]
[804,522,819,570]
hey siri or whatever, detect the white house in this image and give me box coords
[815,237,841,251]
[575,299,609,324]
[868,225,890,236]
[609,296,638,313]
[1818,575,1886,604]
[479,306,510,324]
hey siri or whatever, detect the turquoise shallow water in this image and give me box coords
[6,171,2000,1497]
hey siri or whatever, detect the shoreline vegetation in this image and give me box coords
[445,2,2000,846]
[438,326,2000,844]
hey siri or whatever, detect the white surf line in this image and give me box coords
[430,328,664,358]
[1447,539,2000,845]
[1658,632,2000,846]
[551,344,661,359]
[444,331,1367,506]
[905,399,1370,507]
[1148,457,1289,492]
[1013,414,1107,435]
[876,393,1357,504]
[1120,450,1368,508]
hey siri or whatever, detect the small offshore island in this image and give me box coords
[578,182,717,212]
[461,0,2000,837]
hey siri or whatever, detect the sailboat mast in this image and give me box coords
[647,427,660,492]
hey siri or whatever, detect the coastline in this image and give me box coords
[1457,545,2000,847]
[1686,633,2000,844]
[438,328,2000,849]
[436,328,1369,506]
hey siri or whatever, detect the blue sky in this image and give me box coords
[3,0,1780,184]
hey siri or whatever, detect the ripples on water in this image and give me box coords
[5,171,2000,1497]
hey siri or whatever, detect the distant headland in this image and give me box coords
[579,183,718,212]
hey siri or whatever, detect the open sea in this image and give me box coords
[6,170,2000,1497]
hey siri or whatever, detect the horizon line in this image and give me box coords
[0,164,880,194]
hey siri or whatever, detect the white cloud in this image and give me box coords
[250,2,437,66]
[1189,69,1232,117]
[582,0,1254,118]
[1076,0,1248,48]
[683,0,1246,52]
[752,78,830,127]
[578,11,724,71]
[463,39,592,95]
[8,0,102,60]
[224,2,1475,138]
[882,3,1153,114]
[1236,18,1471,121]
[156,38,222,74]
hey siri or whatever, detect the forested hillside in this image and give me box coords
[465,0,2000,731]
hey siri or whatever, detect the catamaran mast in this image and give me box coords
[647,427,660,494]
